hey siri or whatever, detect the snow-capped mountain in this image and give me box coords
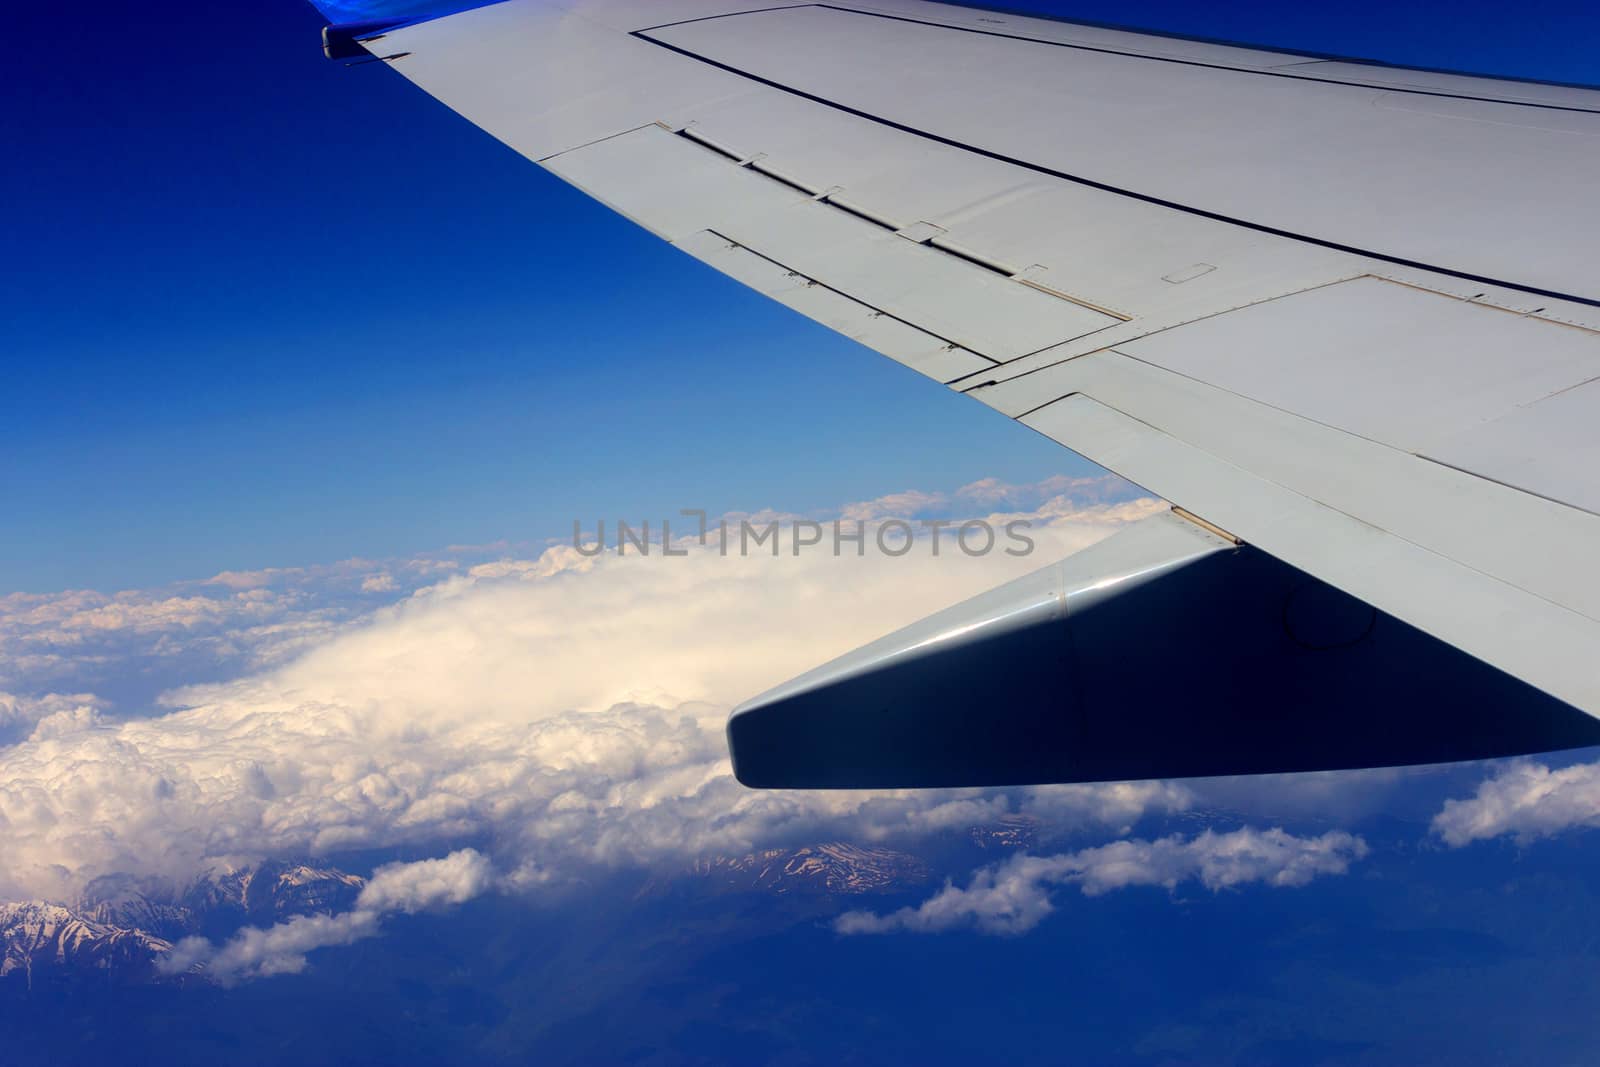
[0,902,172,986]
[2,823,1032,984]
[1,861,366,987]
[688,843,931,895]
[187,860,365,927]
[77,874,195,940]
[77,861,364,940]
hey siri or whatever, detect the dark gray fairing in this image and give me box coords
[321,19,413,60]
[728,512,1600,788]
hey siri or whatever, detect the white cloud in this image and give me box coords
[205,568,304,591]
[0,690,103,731]
[26,704,106,742]
[0,557,471,702]
[836,827,1369,935]
[0,586,336,700]
[1433,759,1600,846]
[0,485,1180,908]
[162,908,376,983]
[838,489,949,522]
[161,849,494,984]
[954,474,1126,507]
[822,473,1140,524]
[360,573,397,594]
[357,848,496,913]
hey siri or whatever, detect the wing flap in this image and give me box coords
[545,121,1122,360]
[678,230,997,381]
[542,124,811,240]
[714,197,1118,359]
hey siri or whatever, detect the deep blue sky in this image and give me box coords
[6,0,1597,592]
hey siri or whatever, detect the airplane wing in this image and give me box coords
[317,0,1600,784]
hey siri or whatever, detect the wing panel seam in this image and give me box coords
[630,21,1600,308]
[697,229,1001,367]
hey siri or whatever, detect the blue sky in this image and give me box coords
[7,0,1598,593]
[5,0,1087,593]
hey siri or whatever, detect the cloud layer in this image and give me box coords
[0,482,1181,907]
[836,828,1370,935]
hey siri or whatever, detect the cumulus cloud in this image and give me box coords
[954,474,1130,508]
[1432,759,1600,846]
[831,473,1143,524]
[162,849,494,983]
[0,484,1178,907]
[0,557,470,709]
[360,573,397,594]
[836,828,1370,935]
[0,691,103,732]
[0,691,108,748]
[26,703,106,743]
[838,489,950,522]
[0,586,340,710]
[205,568,305,591]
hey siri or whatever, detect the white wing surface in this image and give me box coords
[327,1,1600,784]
